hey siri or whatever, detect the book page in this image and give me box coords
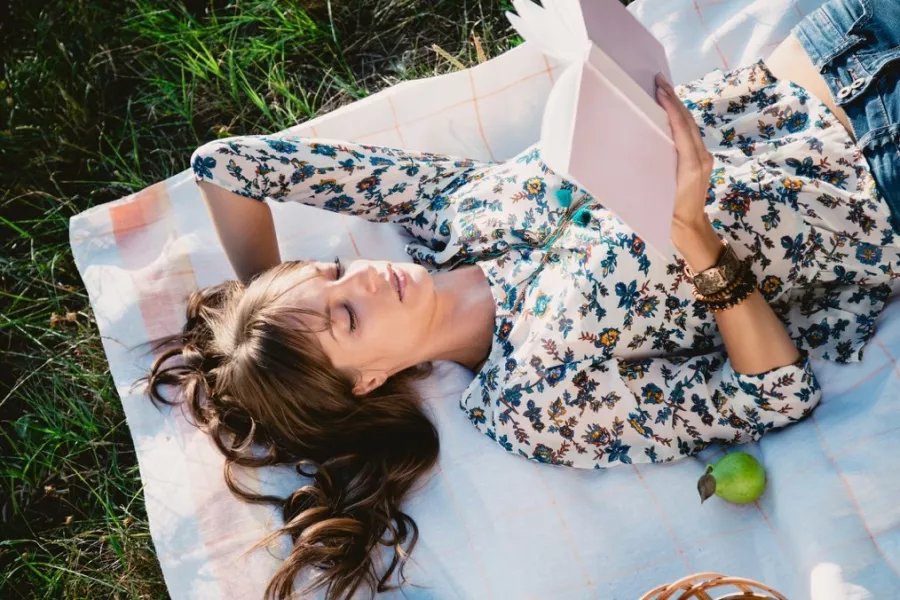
[579,0,672,100]
[567,62,678,257]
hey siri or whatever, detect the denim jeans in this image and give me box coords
[793,0,900,231]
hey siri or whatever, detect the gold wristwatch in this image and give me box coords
[683,239,743,296]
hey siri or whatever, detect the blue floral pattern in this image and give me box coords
[191,59,900,468]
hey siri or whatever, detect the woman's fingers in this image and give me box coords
[655,75,699,167]
[656,74,712,175]
[665,78,706,159]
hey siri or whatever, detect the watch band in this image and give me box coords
[683,239,743,296]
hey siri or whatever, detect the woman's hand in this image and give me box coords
[656,73,721,271]
[655,73,714,230]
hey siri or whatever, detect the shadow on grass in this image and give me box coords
[0,0,522,596]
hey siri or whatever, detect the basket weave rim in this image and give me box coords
[639,572,789,600]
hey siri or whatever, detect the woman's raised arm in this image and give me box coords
[196,181,281,282]
[657,74,802,375]
[190,134,488,281]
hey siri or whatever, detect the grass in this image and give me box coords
[0,0,630,597]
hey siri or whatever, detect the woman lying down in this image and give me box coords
[143,1,900,598]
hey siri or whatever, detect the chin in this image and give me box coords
[403,262,432,298]
[403,262,428,281]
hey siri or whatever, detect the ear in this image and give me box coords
[352,370,388,397]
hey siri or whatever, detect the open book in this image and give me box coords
[507,0,678,257]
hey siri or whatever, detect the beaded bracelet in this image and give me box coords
[705,284,756,312]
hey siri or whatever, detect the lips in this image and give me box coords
[395,269,406,302]
[388,265,404,302]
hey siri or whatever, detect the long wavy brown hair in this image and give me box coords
[137,259,439,599]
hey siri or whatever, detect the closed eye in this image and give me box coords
[345,304,357,332]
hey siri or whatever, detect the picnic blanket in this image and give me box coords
[70,0,900,598]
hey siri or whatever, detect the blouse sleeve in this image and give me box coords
[500,349,822,467]
[607,351,822,464]
[190,134,489,251]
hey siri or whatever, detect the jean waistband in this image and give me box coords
[792,0,900,233]
[792,0,867,69]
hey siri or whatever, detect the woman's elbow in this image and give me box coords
[190,141,227,188]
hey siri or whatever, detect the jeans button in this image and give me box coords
[837,86,853,99]
[851,77,867,90]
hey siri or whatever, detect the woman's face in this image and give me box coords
[285,258,436,395]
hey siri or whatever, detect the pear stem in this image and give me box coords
[698,466,717,504]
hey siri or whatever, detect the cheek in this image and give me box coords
[368,303,403,337]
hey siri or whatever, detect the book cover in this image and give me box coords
[507,0,679,257]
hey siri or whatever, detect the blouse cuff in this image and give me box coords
[730,352,811,380]
[728,352,820,405]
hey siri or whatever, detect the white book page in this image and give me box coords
[586,44,671,142]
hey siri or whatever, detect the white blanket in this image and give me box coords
[71,0,900,597]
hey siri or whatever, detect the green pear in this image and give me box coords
[698,451,766,504]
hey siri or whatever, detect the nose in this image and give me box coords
[342,263,379,295]
[331,261,385,297]
[362,264,380,295]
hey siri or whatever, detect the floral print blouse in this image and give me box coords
[191,60,899,468]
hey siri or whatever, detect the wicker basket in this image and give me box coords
[640,572,789,600]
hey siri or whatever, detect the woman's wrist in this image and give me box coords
[671,214,722,273]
